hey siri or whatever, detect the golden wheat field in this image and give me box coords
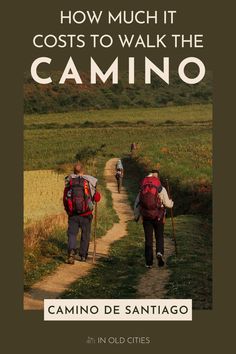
[24,170,65,226]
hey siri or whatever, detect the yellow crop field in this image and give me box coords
[24,170,65,226]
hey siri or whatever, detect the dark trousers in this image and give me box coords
[67,215,92,258]
[143,218,164,266]
[117,177,122,192]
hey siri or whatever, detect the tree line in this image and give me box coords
[24,71,212,114]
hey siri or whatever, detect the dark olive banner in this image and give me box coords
[1,0,235,353]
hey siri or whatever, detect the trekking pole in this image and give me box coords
[92,202,98,263]
[166,179,178,256]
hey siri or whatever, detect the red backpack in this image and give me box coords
[63,176,93,216]
[139,176,164,220]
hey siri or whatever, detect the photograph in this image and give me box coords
[23,68,212,310]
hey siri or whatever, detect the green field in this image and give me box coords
[24,103,212,307]
[24,104,212,184]
[24,104,211,126]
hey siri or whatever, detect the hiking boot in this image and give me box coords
[157,252,165,267]
[67,250,75,265]
[74,251,81,261]
[79,256,87,262]
[145,264,152,269]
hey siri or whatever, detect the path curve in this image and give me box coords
[24,158,133,310]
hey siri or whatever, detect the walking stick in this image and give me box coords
[92,202,98,263]
[166,179,178,256]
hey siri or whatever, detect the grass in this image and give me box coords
[24,227,67,290]
[24,104,212,126]
[24,170,65,225]
[164,216,212,309]
[24,105,212,190]
[24,126,212,188]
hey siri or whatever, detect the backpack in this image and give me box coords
[116,160,123,170]
[115,170,122,180]
[139,176,164,220]
[64,176,93,216]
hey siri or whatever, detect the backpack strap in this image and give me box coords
[158,185,163,193]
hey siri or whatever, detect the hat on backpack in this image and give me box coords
[151,169,159,174]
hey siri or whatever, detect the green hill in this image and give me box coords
[24,71,212,114]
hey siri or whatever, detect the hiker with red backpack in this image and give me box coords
[63,162,101,264]
[134,169,173,268]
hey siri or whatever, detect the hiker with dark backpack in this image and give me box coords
[63,162,101,264]
[134,169,173,268]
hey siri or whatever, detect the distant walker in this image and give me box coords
[115,159,124,193]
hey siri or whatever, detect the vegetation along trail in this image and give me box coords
[24,158,133,310]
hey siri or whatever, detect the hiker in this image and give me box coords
[134,169,174,268]
[115,159,124,193]
[63,162,101,264]
[115,168,123,193]
[130,142,137,154]
[116,159,124,172]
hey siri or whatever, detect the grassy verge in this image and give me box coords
[164,216,212,309]
[24,227,67,290]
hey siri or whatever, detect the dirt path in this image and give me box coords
[136,235,175,298]
[24,158,133,310]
